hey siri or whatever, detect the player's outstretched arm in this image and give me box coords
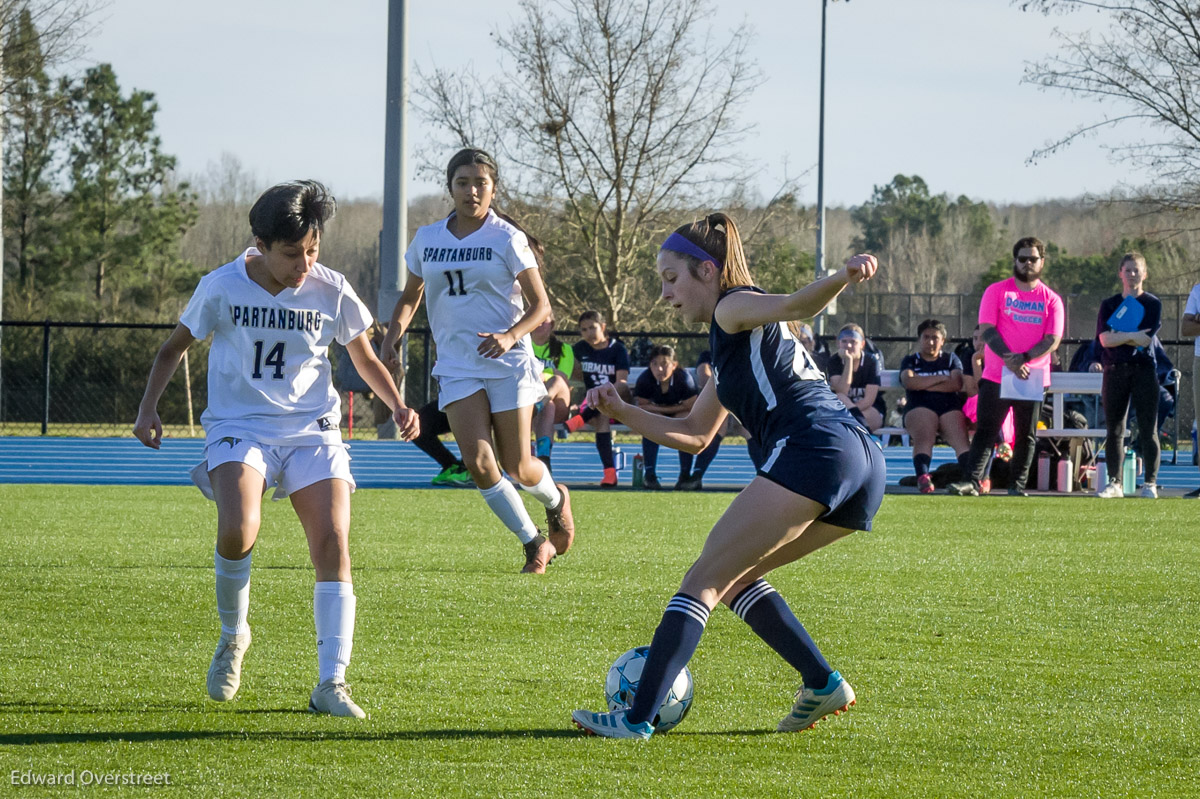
[587,381,727,455]
[381,274,426,371]
[345,333,420,441]
[133,324,195,449]
[714,254,878,334]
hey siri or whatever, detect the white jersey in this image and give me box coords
[405,210,540,378]
[180,248,373,446]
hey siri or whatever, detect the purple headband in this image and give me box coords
[660,232,721,268]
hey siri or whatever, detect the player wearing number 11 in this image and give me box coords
[380,148,575,574]
[133,180,420,718]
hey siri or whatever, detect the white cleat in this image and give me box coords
[571,707,654,740]
[207,631,251,701]
[1096,480,1124,499]
[308,679,366,718]
[777,671,856,733]
[1140,483,1158,499]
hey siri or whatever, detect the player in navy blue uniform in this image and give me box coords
[563,310,631,486]
[633,344,704,490]
[900,319,970,493]
[572,212,883,739]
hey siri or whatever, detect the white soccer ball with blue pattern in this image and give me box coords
[604,646,694,732]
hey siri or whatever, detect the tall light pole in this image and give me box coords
[814,0,846,335]
[379,0,408,324]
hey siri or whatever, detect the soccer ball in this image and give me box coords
[604,646,694,733]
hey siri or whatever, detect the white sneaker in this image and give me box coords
[777,671,856,732]
[207,631,251,701]
[1140,483,1159,499]
[1096,480,1124,499]
[571,708,654,739]
[308,679,366,718]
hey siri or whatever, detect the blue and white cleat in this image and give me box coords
[777,671,856,732]
[571,708,654,740]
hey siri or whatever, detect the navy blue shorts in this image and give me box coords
[903,394,964,419]
[757,420,886,531]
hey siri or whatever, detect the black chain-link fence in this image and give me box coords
[3,293,1198,440]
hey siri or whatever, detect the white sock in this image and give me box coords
[479,479,539,543]
[518,461,562,510]
[314,581,355,684]
[214,550,251,636]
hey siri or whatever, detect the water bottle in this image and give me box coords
[1036,452,1051,491]
[1057,458,1073,493]
[632,454,645,489]
[613,446,626,471]
[1122,448,1136,495]
[1096,455,1107,488]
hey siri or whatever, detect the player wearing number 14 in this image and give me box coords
[133,181,420,718]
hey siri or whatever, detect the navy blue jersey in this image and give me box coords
[574,339,631,390]
[634,367,699,407]
[900,351,964,408]
[709,286,853,443]
[1096,292,1161,368]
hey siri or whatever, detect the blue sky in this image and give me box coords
[82,0,1143,205]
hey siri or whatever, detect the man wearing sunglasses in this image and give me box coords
[949,237,1064,497]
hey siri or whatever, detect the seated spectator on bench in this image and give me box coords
[531,313,574,472]
[563,309,631,487]
[634,345,717,491]
[957,324,984,400]
[828,323,885,432]
[901,319,971,493]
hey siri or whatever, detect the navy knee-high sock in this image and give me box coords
[596,432,615,469]
[694,434,722,477]
[913,452,932,477]
[678,451,694,479]
[956,450,971,475]
[642,438,659,475]
[731,579,832,689]
[626,593,709,726]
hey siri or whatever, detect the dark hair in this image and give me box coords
[917,318,947,338]
[248,180,336,248]
[543,314,565,361]
[1121,250,1147,271]
[1012,236,1045,260]
[444,147,544,268]
[669,212,751,291]
[445,147,500,190]
[649,344,676,361]
[579,310,605,326]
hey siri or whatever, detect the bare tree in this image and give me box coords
[1020,0,1200,210]
[415,0,759,326]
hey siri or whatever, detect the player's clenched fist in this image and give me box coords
[393,407,420,441]
[587,382,625,419]
[843,253,878,284]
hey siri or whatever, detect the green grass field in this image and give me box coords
[2,485,1198,797]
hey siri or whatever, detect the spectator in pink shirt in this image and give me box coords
[949,237,1064,496]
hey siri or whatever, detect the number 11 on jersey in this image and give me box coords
[444,269,467,296]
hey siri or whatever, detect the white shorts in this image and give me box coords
[437,365,548,413]
[190,437,355,501]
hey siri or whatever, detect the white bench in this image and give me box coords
[875,369,1107,443]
